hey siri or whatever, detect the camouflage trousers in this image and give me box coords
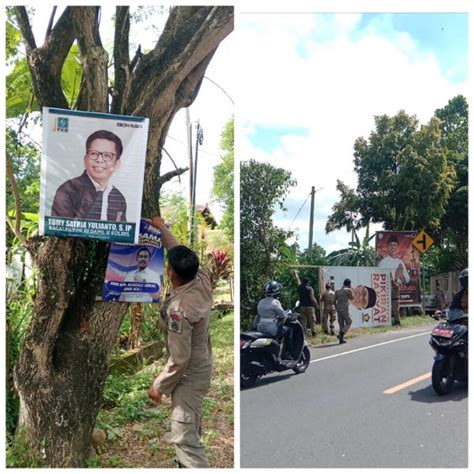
[299,306,317,336]
[169,380,209,468]
[321,308,336,333]
[337,307,352,335]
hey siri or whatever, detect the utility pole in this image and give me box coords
[186,108,193,225]
[190,121,203,246]
[308,186,315,258]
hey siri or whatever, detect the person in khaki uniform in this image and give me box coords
[148,216,212,468]
[391,277,401,326]
[320,283,336,335]
[335,278,354,344]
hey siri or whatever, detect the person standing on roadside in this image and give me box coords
[296,276,319,338]
[335,278,354,344]
[320,283,336,335]
[148,216,212,468]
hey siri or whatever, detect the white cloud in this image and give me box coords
[239,13,467,253]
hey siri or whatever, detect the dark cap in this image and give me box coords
[366,286,376,309]
[387,235,398,244]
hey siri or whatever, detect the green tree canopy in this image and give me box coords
[431,95,468,269]
[212,117,234,240]
[240,159,296,326]
[328,109,456,234]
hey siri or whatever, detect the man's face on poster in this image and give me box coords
[387,240,399,258]
[137,250,150,271]
[351,285,369,310]
[84,138,121,186]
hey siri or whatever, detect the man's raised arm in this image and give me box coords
[151,216,180,250]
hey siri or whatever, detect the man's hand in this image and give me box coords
[151,216,166,230]
[148,384,162,405]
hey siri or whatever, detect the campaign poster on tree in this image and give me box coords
[39,107,149,243]
[102,219,164,303]
[375,231,421,305]
[319,266,392,328]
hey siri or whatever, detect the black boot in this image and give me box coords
[338,333,346,344]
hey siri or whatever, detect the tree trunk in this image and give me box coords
[13,6,233,467]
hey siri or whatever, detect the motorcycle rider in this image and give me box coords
[255,281,293,359]
[450,268,468,314]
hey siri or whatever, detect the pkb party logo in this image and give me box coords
[56,117,69,132]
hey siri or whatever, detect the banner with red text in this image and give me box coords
[319,266,392,328]
[375,231,421,305]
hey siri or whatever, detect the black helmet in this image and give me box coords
[264,281,282,297]
[459,268,468,289]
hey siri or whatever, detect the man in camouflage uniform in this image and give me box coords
[148,216,212,468]
[296,277,319,338]
[320,283,336,335]
[335,278,354,344]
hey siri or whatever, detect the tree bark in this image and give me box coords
[13,6,233,467]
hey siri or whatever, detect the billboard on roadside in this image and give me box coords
[375,231,420,305]
[319,266,392,328]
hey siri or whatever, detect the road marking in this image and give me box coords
[309,331,432,365]
[383,372,431,394]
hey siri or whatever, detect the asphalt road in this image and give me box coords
[240,323,468,468]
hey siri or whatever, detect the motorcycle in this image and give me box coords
[429,308,468,395]
[240,306,311,388]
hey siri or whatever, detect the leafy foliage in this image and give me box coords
[327,227,375,267]
[205,249,232,289]
[240,159,296,326]
[160,191,192,245]
[212,118,234,240]
[431,95,468,269]
[6,128,40,216]
[352,111,455,230]
[326,98,467,276]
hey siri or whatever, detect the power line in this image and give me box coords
[204,76,234,106]
[288,192,311,230]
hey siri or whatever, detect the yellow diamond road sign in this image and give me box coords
[412,230,434,254]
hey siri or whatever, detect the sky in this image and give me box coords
[11,5,234,223]
[239,11,468,255]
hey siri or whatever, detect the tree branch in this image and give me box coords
[71,7,109,112]
[45,6,57,40]
[158,167,189,186]
[14,7,37,52]
[44,8,76,73]
[127,6,233,218]
[6,151,29,249]
[130,45,142,72]
[111,6,131,115]
[15,7,75,109]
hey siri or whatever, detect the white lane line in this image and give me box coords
[309,331,432,364]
